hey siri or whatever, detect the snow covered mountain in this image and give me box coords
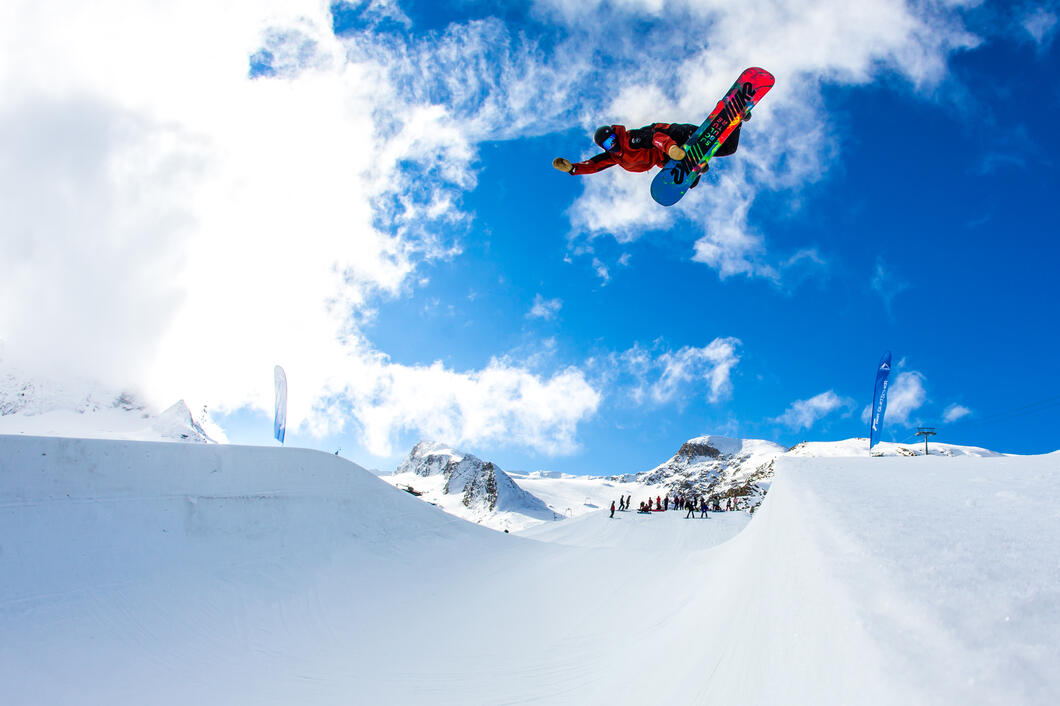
[392,434,1008,531]
[629,435,788,510]
[0,370,219,443]
[386,440,560,531]
[621,434,1002,511]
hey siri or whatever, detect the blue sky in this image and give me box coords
[259,0,1060,470]
[2,0,1058,475]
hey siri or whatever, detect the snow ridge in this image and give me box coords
[390,440,558,530]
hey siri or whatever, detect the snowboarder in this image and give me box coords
[552,123,742,186]
[610,501,616,519]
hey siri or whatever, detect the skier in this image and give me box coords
[685,498,696,519]
[610,500,616,519]
[552,123,742,187]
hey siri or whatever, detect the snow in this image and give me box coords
[2,433,1058,705]
[787,437,1003,458]
[386,467,560,531]
[688,434,784,458]
[0,371,223,442]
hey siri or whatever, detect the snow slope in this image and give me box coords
[2,434,1057,705]
[393,435,1004,531]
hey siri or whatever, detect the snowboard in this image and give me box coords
[650,67,775,207]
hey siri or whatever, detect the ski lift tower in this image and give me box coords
[916,427,936,456]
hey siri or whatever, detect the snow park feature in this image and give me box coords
[2,432,1058,705]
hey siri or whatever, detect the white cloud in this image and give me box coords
[0,1,602,459]
[569,168,675,244]
[552,0,979,280]
[943,404,972,423]
[528,294,563,320]
[862,370,928,426]
[346,355,602,457]
[773,390,853,431]
[620,338,741,406]
[1022,8,1058,46]
[888,371,928,424]
[0,0,985,460]
[871,257,912,318]
[591,257,611,283]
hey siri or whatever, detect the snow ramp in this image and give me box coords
[692,454,1060,705]
[1,435,1057,705]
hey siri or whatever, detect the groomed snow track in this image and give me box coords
[2,435,1056,705]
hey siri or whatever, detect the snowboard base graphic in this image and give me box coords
[650,67,775,207]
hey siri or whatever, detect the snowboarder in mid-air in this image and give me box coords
[552,122,742,188]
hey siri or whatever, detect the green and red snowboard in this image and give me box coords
[650,67,775,207]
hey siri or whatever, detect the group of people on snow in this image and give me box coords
[609,493,742,519]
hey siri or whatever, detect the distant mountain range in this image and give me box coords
[388,435,1003,532]
[0,370,216,443]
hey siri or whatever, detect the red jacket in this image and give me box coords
[569,124,682,175]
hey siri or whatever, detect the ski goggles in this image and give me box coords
[600,133,619,152]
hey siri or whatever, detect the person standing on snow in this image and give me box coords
[552,123,742,187]
[610,500,616,519]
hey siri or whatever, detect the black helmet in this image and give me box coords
[594,125,619,152]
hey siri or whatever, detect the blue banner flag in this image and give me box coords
[274,365,287,444]
[869,351,892,453]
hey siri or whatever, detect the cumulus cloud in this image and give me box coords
[0,0,601,458]
[346,355,602,457]
[618,338,741,406]
[528,294,563,320]
[862,370,928,426]
[888,371,929,424]
[0,0,985,459]
[552,0,978,281]
[943,403,972,423]
[773,390,854,431]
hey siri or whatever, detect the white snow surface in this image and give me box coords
[2,434,1058,705]
[0,372,221,442]
[386,435,1018,532]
